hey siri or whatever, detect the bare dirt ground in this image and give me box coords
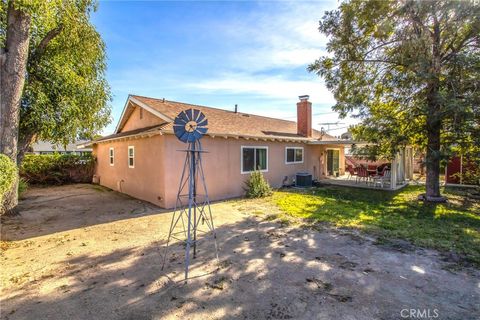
[1,184,479,320]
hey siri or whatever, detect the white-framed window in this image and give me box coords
[285,147,304,164]
[109,147,114,166]
[241,146,268,174]
[128,146,135,168]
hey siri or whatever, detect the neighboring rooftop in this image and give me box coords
[31,140,92,153]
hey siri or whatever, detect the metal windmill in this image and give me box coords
[161,108,218,281]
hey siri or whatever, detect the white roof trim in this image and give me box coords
[114,96,133,133]
[161,128,313,143]
[129,96,173,123]
[83,130,164,146]
[114,95,174,133]
[308,140,364,145]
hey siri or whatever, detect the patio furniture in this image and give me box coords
[346,165,357,180]
[356,166,370,184]
[371,168,391,188]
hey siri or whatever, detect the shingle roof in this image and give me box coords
[130,95,337,142]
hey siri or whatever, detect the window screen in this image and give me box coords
[286,147,303,163]
[242,147,267,173]
[128,146,134,168]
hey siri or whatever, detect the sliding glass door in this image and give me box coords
[326,149,340,176]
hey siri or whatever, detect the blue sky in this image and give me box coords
[92,0,356,136]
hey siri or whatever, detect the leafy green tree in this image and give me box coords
[309,0,479,201]
[0,0,110,213]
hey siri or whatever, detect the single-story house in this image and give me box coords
[83,94,405,208]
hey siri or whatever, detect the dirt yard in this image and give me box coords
[1,184,479,319]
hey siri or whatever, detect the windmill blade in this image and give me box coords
[197,119,208,127]
[187,132,198,143]
[196,127,208,135]
[178,111,189,123]
[186,109,194,121]
[196,112,205,124]
[173,109,208,143]
[173,123,187,137]
[193,109,201,122]
[192,131,203,140]
[179,130,190,143]
[174,117,187,125]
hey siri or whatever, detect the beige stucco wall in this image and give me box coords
[121,105,163,132]
[161,135,311,208]
[93,135,167,207]
[305,144,345,179]
[94,132,347,209]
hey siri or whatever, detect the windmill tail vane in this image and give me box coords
[162,108,218,281]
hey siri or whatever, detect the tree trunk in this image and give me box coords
[17,131,37,165]
[0,3,31,215]
[425,119,442,200]
[424,15,445,202]
[424,88,445,202]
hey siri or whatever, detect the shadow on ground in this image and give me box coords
[1,184,165,241]
[2,214,479,320]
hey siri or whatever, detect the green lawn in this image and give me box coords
[273,185,480,266]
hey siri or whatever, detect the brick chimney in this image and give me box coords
[297,95,312,137]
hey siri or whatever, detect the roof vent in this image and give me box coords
[235,104,238,113]
[242,114,250,117]
[298,95,309,101]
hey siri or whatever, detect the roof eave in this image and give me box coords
[161,129,315,143]
[81,130,164,147]
[307,140,365,145]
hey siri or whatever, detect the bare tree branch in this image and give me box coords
[442,28,478,62]
[30,24,63,62]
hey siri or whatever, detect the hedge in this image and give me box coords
[20,154,95,185]
[0,154,17,204]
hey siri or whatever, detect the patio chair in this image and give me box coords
[346,165,357,180]
[372,168,391,188]
[356,166,370,184]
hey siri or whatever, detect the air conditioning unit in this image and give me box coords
[296,172,312,187]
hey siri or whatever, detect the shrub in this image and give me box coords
[0,154,17,205]
[20,154,95,185]
[244,170,272,198]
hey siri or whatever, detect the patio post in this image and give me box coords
[390,156,397,190]
[399,148,405,184]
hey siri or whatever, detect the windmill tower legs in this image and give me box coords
[161,140,218,281]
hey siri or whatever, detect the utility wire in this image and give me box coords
[284,111,338,119]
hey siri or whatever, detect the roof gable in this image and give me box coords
[115,95,173,133]
[111,94,338,142]
[130,95,337,141]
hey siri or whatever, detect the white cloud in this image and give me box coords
[101,0,349,134]
[217,1,332,72]
[188,72,334,104]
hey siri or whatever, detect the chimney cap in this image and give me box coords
[298,95,310,101]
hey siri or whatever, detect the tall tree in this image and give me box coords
[0,0,111,214]
[309,0,480,201]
